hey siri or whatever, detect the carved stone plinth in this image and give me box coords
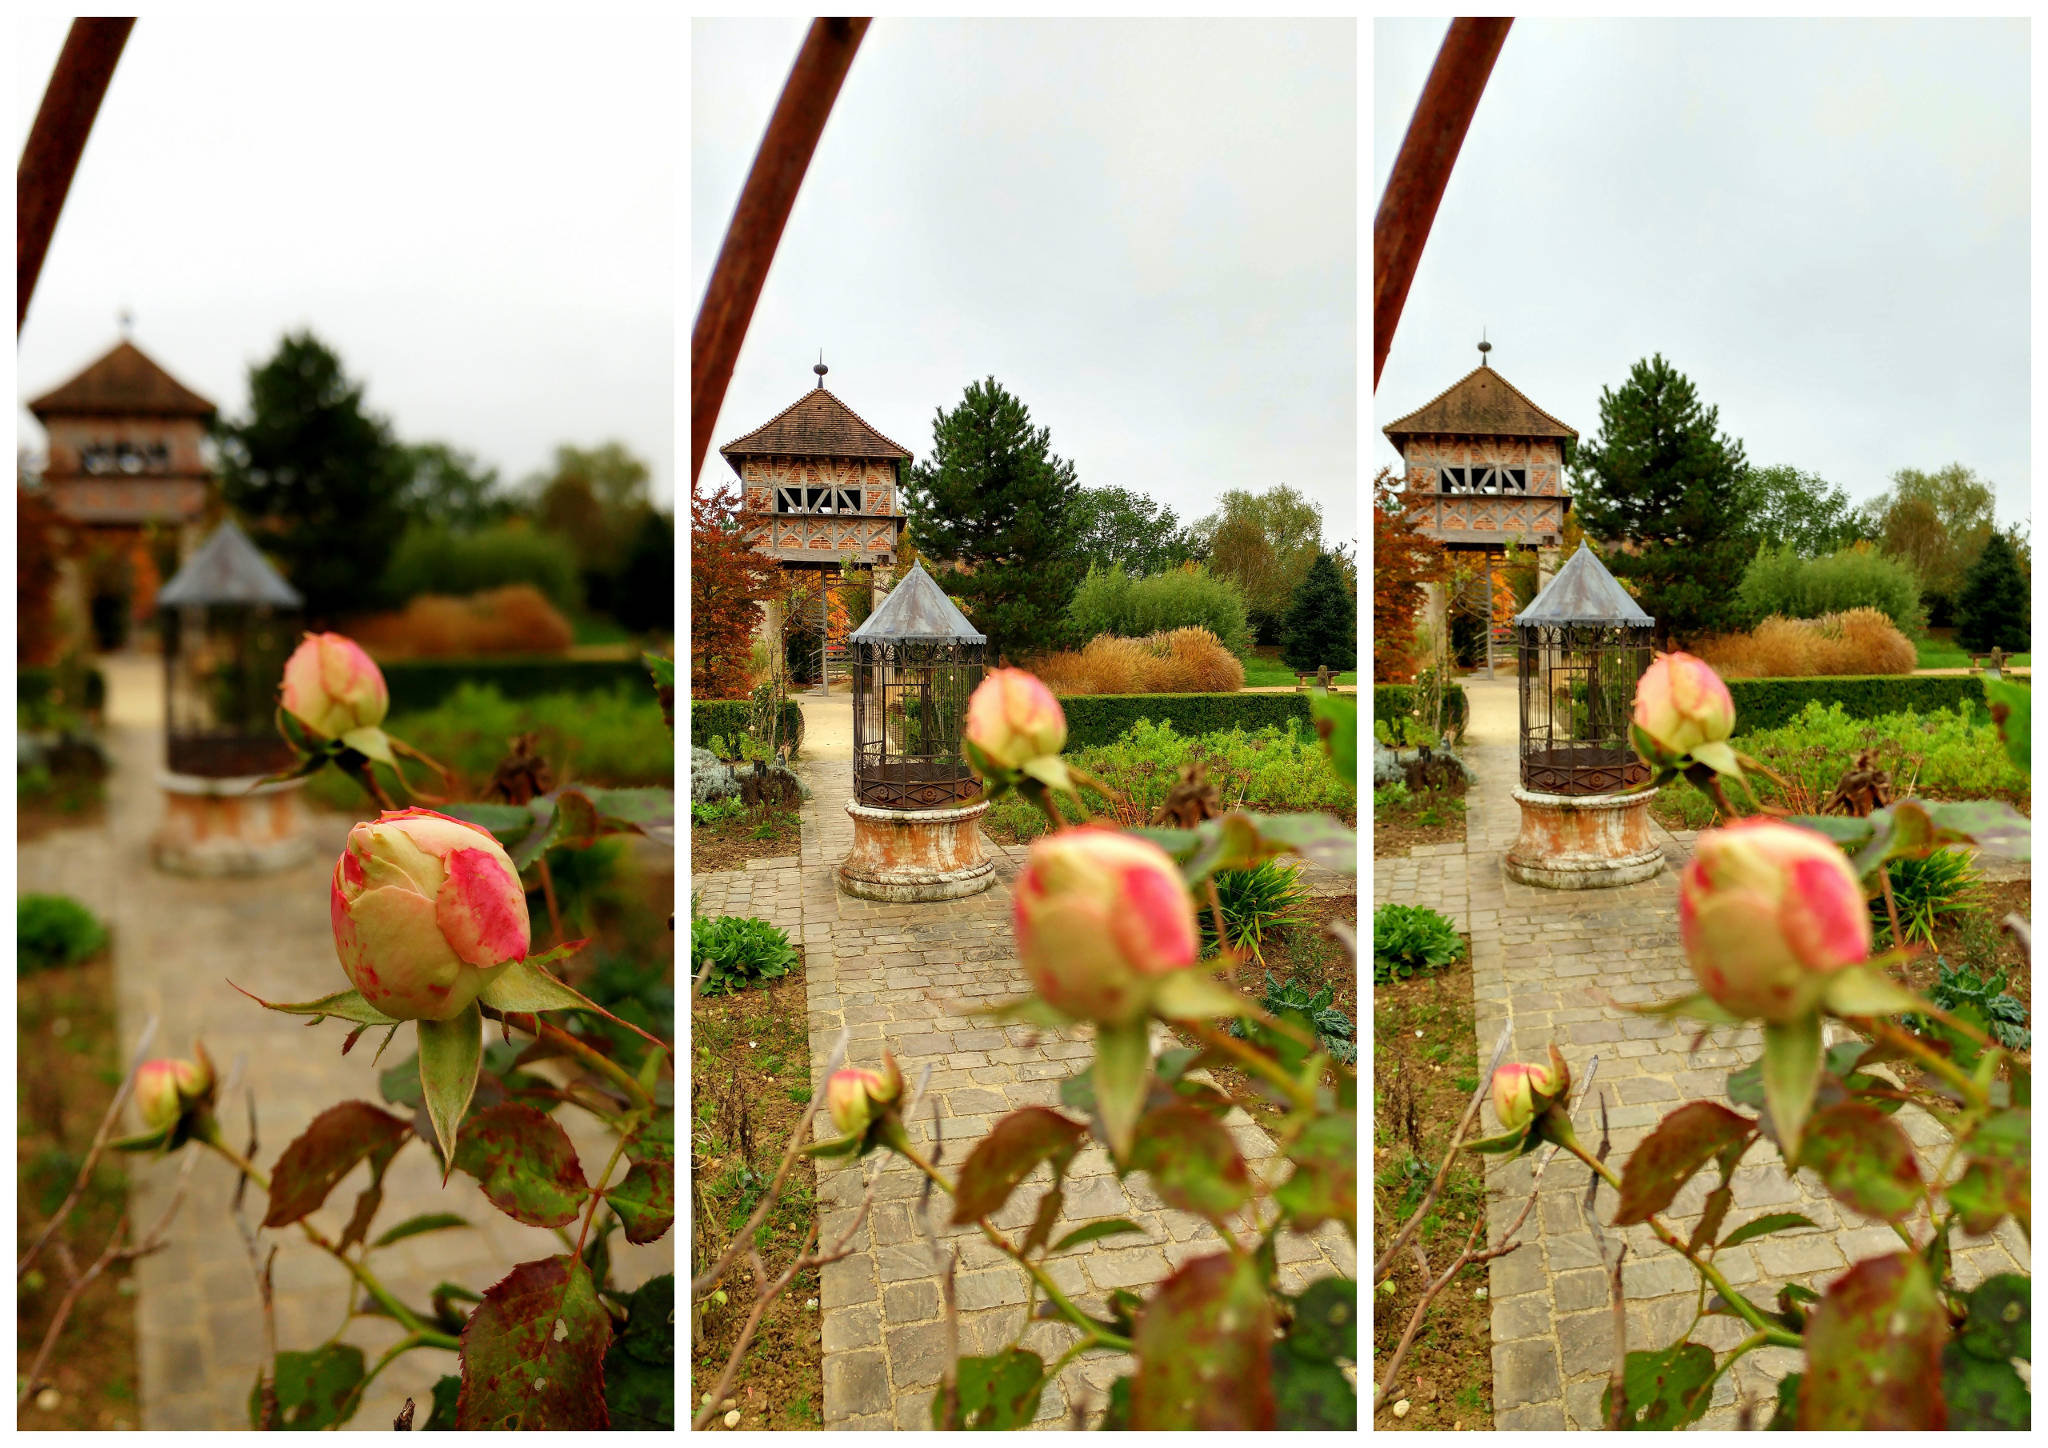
[837,799,994,902]
[1504,785,1664,889]
[153,772,315,877]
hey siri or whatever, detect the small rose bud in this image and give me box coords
[1490,1051,1567,1132]
[134,1052,212,1130]
[280,632,389,740]
[965,668,1066,775]
[1680,819,1871,1023]
[825,1056,902,1138]
[331,808,531,1021]
[1013,827,1199,1024]
[1632,651,1736,763]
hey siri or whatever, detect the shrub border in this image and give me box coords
[1369,683,1470,741]
[1723,674,2016,734]
[378,656,655,713]
[1057,692,1315,749]
[689,698,807,757]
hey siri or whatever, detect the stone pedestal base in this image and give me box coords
[837,799,994,902]
[153,772,316,877]
[1504,785,1664,889]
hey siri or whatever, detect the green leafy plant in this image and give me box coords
[1908,957,2030,1052]
[1231,971,1355,1065]
[1872,848,1982,947]
[1371,903,1465,984]
[1371,782,1412,813]
[690,915,799,996]
[1199,861,1310,963]
[18,894,110,975]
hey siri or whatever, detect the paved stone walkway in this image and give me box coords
[693,694,1354,1429]
[1372,676,2029,1430]
[20,657,670,1430]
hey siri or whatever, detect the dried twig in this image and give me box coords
[18,1014,158,1280]
[394,1398,416,1431]
[1373,1020,1511,1283]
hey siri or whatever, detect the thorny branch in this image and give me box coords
[1373,1020,1511,1283]
[18,1014,158,1281]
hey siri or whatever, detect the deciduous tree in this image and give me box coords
[1731,464,1865,557]
[1863,463,1997,626]
[1070,485,1197,577]
[690,480,776,698]
[1371,467,1446,683]
[1193,484,1325,644]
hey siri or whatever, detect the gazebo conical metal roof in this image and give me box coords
[157,519,303,609]
[1513,542,1651,629]
[851,560,985,645]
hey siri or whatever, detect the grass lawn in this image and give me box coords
[1913,634,2030,670]
[1243,647,1358,688]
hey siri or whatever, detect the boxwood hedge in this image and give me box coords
[689,698,806,756]
[379,656,655,713]
[1724,674,2014,734]
[1058,692,1315,749]
[1370,683,1469,740]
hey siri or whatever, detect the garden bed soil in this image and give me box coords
[1372,945,1492,1431]
[1892,877,2032,1019]
[17,952,142,1430]
[691,963,825,1430]
[17,797,107,843]
[692,809,803,875]
[1374,782,1467,860]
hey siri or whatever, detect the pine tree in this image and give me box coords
[1954,530,2031,653]
[1570,354,1750,644]
[1279,551,1355,673]
[902,378,1083,661]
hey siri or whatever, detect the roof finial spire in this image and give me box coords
[118,306,134,339]
[1478,329,1491,367]
[814,350,828,388]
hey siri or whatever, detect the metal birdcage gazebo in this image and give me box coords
[839,561,995,901]
[849,560,985,808]
[1514,542,1655,796]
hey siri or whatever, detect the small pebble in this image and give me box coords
[723,1409,741,1428]
[51,1018,71,1038]
[36,1388,61,1412]
[1393,1399,1411,1418]
[721,1398,737,1412]
[1474,1287,1488,1300]
[803,1297,819,1310]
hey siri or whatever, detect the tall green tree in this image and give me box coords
[1070,485,1196,576]
[400,442,513,531]
[1569,353,1750,643]
[527,441,657,618]
[215,331,410,621]
[1953,529,2030,653]
[1863,463,1996,626]
[1279,551,1355,672]
[1731,465,1865,557]
[903,378,1083,660]
[1191,484,1325,644]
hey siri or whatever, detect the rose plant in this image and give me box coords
[1377,657,2031,1429]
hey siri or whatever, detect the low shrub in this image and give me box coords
[1697,608,1916,679]
[1059,691,1309,748]
[19,894,109,974]
[1033,628,1246,696]
[1199,860,1310,964]
[1371,902,1465,983]
[1370,683,1469,743]
[1736,543,1927,635]
[1067,564,1253,658]
[691,914,799,996]
[1723,674,2012,734]
[1230,971,1356,1066]
[382,523,582,611]
[688,699,806,758]
[350,585,575,658]
[380,656,658,712]
[1910,957,2030,1052]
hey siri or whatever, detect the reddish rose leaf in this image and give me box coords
[1273,1111,1356,1237]
[1799,1252,1948,1429]
[605,1116,674,1245]
[1798,1102,1922,1222]
[1615,1102,1754,1225]
[951,1107,1087,1224]
[1130,1253,1275,1429]
[457,1254,611,1429]
[1947,1108,2028,1238]
[451,1102,589,1229]
[264,1102,412,1229]
[1129,1103,1249,1218]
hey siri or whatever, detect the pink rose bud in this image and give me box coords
[1490,1053,1567,1132]
[1013,827,1199,1024]
[331,808,531,1021]
[1633,651,1736,761]
[825,1058,902,1138]
[965,668,1067,773]
[281,632,389,740]
[135,1054,211,1130]
[1679,819,1872,1023]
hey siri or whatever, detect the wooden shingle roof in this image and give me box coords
[719,387,912,468]
[28,340,216,420]
[1382,364,1576,445]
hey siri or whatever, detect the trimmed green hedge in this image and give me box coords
[379,657,654,713]
[1726,675,2016,734]
[689,699,806,757]
[19,665,106,714]
[1370,684,1469,740]
[1059,692,1314,749]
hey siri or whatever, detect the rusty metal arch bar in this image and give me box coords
[1373,17,1511,391]
[18,18,136,334]
[691,17,870,486]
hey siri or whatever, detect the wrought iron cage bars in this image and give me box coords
[162,603,300,777]
[851,638,985,807]
[1516,621,1653,795]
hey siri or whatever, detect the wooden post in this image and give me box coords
[1483,554,1495,679]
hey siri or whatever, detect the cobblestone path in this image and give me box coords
[692,694,1355,1429]
[20,658,670,1430]
[1371,677,2028,1430]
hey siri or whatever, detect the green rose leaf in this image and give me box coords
[602,1273,674,1430]
[1150,968,1254,1022]
[1761,1014,1824,1163]
[1239,811,1357,875]
[1957,1272,2030,1363]
[1820,966,1927,1018]
[572,785,676,847]
[1601,1341,1717,1431]
[1129,1103,1250,1218]
[1129,1252,1276,1429]
[251,1343,366,1429]
[226,981,400,1027]
[1718,1212,1820,1250]
[1982,676,2030,776]
[1797,1102,1922,1222]
[1614,1102,1753,1225]
[606,1115,675,1245]
[1092,1019,1152,1163]
[456,1253,611,1429]
[950,1106,1087,1224]
[1923,798,2031,859]
[1942,1342,2029,1431]
[371,1211,472,1249]
[419,1003,484,1176]
[423,1373,462,1429]
[477,956,671,1057]
[1049,1219,1147,1254]
[450,1102,589,1229]
[1799,1252,1947,1429]
[1947,1108,2029,1237]
[262,1101,411,1232]
[1309,691,1358,787]
[1285,1276,1356,1365]
[936,1348,1047,1430]
[1269,1347,1355,1429]
[442,801,544,851]
[1273,1111,1357,1237]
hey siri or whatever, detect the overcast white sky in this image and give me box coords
[1374,18,2029,530]
[15,15,677,503]
[694,18,1358,545]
